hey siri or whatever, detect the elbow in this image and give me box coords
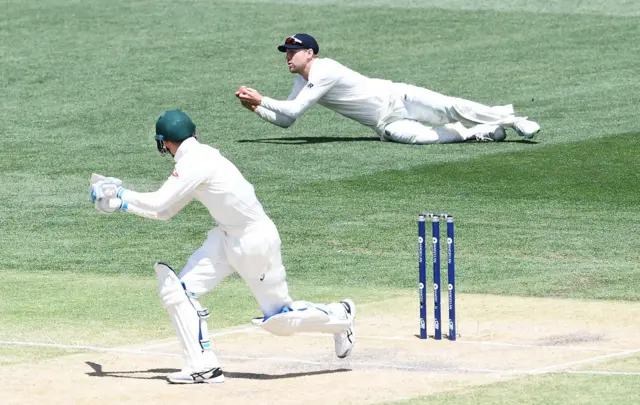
[287,108,304,120]
[277,118,296,128]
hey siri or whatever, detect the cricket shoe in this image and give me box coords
[511,117,540,139]
[167,367,225,384]
[334,299,356,358]
[472,124,506,142]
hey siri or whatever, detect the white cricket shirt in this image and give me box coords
[120,138,268,233]
[260,58,396,130]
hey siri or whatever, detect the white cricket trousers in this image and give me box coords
[381,83,515,144]
[178,218,293,318]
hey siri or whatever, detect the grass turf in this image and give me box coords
[1,0,638,403]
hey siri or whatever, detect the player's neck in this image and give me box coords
[300,58,317,80]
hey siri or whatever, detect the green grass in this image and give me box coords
[592,354,640,372]
[0,271,405,347]
[389,371,640,405]
[1,0,639,403]
[277,132,640,299]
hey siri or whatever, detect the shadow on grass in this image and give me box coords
[237,136,538,145]
[238,136,380,144]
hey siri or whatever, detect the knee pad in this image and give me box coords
[155,262,210,319]
[156,262,189,308]
[155,262,213,362]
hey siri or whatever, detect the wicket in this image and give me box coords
[418,213,456,341]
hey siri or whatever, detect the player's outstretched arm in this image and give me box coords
[90,176,191,220]
[93,197,186,221]
[118,174,198,214]
[236,86,296,128]
[238,80,330,120]
[90,171,198,216]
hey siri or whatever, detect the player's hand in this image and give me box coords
[94,197,125,214]
[235,86,249,98]
[240,100,258,112]
[237,87,263,105]
[90,178,125,202]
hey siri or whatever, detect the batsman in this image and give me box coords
[90,110,356,384]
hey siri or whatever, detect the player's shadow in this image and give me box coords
[500,139,538,144]
[461,139,538,145]
[237,136,538,145]
[237,136,380,144]
[85,361,350,381]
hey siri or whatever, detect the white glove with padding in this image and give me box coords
[95,197,124,214]
[90,173,126,213]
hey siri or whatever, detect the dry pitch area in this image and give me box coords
[1,294,639,405]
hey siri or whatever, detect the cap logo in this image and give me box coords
[285,36,303,45]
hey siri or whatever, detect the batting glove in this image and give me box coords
[94,197,128,214]
[90,178,125,203]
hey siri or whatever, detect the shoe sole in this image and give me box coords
[337,299,356,358]
[167,374,225,384]
[337,331,354,358]
[167,370,225,384]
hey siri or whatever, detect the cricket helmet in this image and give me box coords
[154,110,196,155]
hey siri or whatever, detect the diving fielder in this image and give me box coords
[91,110,356,384]
[237,33,541,144]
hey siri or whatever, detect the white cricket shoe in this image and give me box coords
[512,118,540,139]
[167,367,225,384]
[334,299,356,358]
[472,124,506,142]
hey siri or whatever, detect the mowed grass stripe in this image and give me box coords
[3,1,640,161]
[1,0,638,301]
[1,134,637,301]
[0,271,406,346]
[2,1,639,195]
[229,0,640,17]
[273,133,640,299]
[387,371,640,405]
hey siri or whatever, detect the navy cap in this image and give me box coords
[277,34,319,55]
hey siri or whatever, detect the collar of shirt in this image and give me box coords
[173,137,199,163]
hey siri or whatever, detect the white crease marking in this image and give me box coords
[243,328,635,352]
[1,339,638,377]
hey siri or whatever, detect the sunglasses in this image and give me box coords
[284,36,303,45]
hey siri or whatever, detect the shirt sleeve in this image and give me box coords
[254,106,296,128]
[123,198,191,221]
[260,69,337,119]
[286,75,307,100]
[120,168,201,213]
[251,76,306,127]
